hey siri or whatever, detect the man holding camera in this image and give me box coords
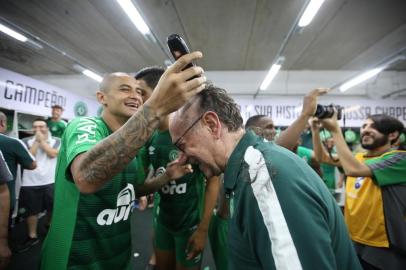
[319,113,406,270]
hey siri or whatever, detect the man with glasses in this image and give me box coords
[169,85,361,270]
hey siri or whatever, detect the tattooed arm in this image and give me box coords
[71,52,206,193]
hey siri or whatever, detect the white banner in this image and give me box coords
[0,67,100,119]
[234,95,406,127]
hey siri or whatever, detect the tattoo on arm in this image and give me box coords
[76,105,160,190]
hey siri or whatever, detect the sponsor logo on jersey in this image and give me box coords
[169,149,179,161]
[96,183,135,226]
[161,180,187,195]
[148,146,155,156]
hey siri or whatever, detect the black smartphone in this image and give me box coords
[167,34,196,73]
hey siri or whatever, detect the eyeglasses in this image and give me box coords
[174,113,204,151]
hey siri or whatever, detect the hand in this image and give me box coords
[301,88,329,118]
[319,110,341,133]
[146,51,206,118]
[0,242,11,270]
[165,153,193,180]
[137,196,148,211]
[35,131,44,142]
[186,228,207,260]
[309,117,321,131]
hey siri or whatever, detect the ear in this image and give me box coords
[96,91,106,106]
[202,111,221,139]
[388,130,400,143]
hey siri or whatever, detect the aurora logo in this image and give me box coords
[74,101,88,117]
[96,184,135,226]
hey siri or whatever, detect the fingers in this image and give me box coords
[310,88,329,96]
[182,75,207,92]
[168,51,203,73]
[178,66,204,82]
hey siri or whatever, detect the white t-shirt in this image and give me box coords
[22,135,60,187]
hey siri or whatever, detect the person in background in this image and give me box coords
[0,151,13,270]
[16,119,60,252]
[47,105,67,138]
[170,85,361,270]
[0,111,36,215]
[319,113,406,270]
[135,66,219,270]
[40,51,206,270]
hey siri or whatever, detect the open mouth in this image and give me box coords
[125,102,140,109]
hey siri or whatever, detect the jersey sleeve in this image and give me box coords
[297,146,314,164]
[14,138,35,169]
[365,151,406,186]
[0,151,13,184]
[64,117,104,178]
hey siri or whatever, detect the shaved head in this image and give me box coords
[99,72,132,92]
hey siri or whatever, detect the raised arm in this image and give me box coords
[320,113,372,177]
[276,88,328,150]
[310,118,341,166]
[71,52,206,193]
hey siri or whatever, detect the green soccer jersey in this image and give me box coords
[365,150,406,186]
[321,163,336,191]
[41,117,139,270]
[224,131,361,270]
[0,134,35,209]
[47,119,67,138]
[138,130,205,232]
[297,146,313,164]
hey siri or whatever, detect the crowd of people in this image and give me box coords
[0,51,405,270]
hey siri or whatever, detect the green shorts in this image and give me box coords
[154,220,202,268]
[208,212,229,270]
[152,192,160,231]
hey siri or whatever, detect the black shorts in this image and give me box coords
[19,184,54,216]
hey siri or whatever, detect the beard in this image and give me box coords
[361,134,389,150]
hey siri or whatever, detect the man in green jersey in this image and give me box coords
[47,105,67,138]
[134,66,219,270]
[40,52,207,270]
[319,113,406,270]
[169,86,361,270]
[0,112,37,211]
[0,151,13,269]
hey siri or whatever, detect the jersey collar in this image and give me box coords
[224,130,259,192]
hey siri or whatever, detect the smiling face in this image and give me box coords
[97,73,143,121]
[136,79,154,103]
[360,118,389,150]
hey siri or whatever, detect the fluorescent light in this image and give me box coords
[82,69,103,82]
[117,0,150,35]
[0,23,28,42]
[298,0,325,27]
[339,67,384,92]
[259,64,282,91]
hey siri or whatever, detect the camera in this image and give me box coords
[314,104,343,120]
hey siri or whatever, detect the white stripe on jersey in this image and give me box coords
[0,134,36,161]
[244,146,302,270]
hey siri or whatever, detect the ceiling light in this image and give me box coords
[117,0,151,35]
[339,67,384,92]
[82,69,103,83]
[0,23,28,42]
[298,0,325,27]
[259,57,285,91]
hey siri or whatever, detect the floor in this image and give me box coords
[7,208,216,270]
